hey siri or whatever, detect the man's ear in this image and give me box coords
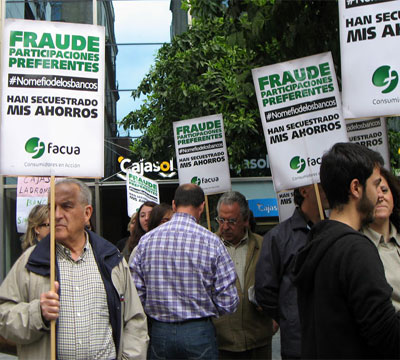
[84,204,93,222]
[198,201,205,215]
[172,200,177,212]
[299,186,308,198]
[349,179,362,200]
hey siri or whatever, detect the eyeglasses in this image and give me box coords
[39,223,50,228]
[215,217,237,225]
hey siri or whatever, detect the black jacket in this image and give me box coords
[292,220,400,359]
[255,208,310,358]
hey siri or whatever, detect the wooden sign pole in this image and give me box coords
[313,183,325,221]
[50,176,56,360]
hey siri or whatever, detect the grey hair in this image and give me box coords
[55,178,92,205]
[217,191,249,221]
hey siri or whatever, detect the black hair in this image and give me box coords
[127,201,157,252]
[148,203,173,231]
[174,184,205,208]
[320,142,383,209]
[293,188,305,207]
[380,167,400,232]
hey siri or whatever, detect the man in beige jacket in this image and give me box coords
[0,178,148,359]
[214,191,273,359]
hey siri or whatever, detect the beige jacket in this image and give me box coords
[213,231,273,351]
[0,237,149,360]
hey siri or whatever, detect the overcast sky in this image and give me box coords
[113,0,172,137]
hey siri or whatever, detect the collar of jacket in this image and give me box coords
[292,207,313,231]
[25,230,122,276]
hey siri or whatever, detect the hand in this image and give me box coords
[40,281,60,322]
[272,319,279,335]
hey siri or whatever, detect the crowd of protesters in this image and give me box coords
[0,142,400,359]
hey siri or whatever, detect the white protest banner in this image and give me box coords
[126,169,160,217]
[173,114,231,195]
[347,117,390,168]
[16,176,50,233]
[0,19,105,177]
[252,52,348,192]
[277,189,296,223]
[339,0,400,118]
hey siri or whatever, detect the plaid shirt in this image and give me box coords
[57,236,116,360]
[130,212,238,322]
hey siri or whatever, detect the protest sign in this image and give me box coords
[126,169,159,217]
[346,117,390,168]
[16,176,50,233]
[173,114,231,195]
[252,52,348,192]
[276,189,296,223]
[339,0,400,118]
[0,19,105,177]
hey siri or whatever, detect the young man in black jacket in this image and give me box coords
[255,184,327,359]
[292,142,400,359]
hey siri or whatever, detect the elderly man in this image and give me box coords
[0,178,148,359]
[214,191,273,359]
[131,183,238,360]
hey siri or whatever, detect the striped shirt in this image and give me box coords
[57,235,116,360]
[130,212,239,322]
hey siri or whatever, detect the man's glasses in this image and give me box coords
[215,217,237,225]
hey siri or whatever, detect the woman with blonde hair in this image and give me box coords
[21,204,50,251]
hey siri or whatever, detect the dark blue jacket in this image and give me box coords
[255,208,310,358]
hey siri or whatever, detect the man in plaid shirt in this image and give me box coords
[131,183,238,360]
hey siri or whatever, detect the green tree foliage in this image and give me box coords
[388,117,400,174]
[388,130,400,173]
[121,0,340,171]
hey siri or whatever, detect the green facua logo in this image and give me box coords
[290,156,306,174]
[25,137,45,159]
[191,176,201,185]
[372,65,399,94]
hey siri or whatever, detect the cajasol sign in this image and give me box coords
[117,156,176,180]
